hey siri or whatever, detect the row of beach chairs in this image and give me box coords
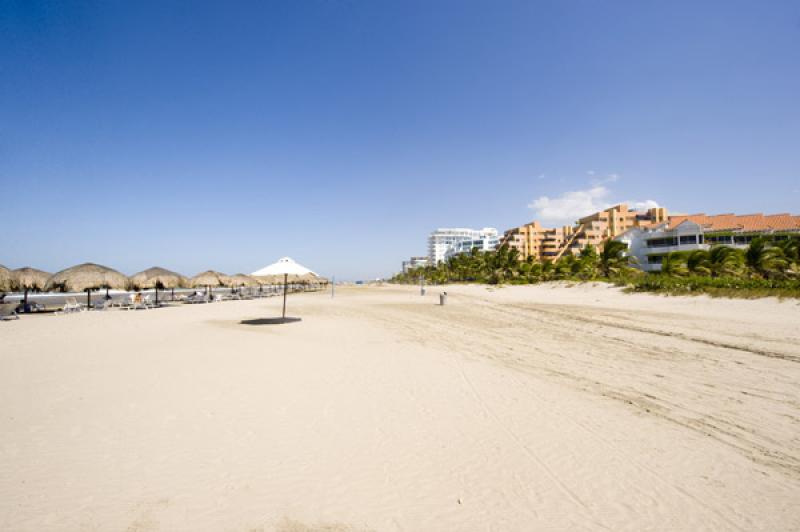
[0,285,295,319]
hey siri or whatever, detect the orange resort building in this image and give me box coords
[617,212,800,272]
[501,204,668,261]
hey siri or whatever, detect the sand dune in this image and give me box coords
[1,284,799,531]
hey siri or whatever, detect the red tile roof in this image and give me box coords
[668,212,800,232]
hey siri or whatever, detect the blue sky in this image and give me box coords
[1,1,798,280]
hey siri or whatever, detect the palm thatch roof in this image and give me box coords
[129,267,188,289]
[11,267,51,291]
[189,270,230,288]
[45,263,130,292]
[0,264,12,292]
[252,273,296,284]
[228,274,261,287]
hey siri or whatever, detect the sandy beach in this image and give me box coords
[1,284,799,531]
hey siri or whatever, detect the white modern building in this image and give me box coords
[617,221,707,272]
[428,227,498,264]
[617,211,800,272]
[443,234,501,261]
[401,256,430,273]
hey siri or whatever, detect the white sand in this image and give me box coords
[1,284,799,531]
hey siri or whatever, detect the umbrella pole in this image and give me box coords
[172,287,175,301]
[282,273,288,319]
[155,286,159,306]
[24,288,29,311]
[86,289,91,309]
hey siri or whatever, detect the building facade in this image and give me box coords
[618,212,800,272]
[501,204,667,262]
[401,256,430,273]
[443,234,501,261]
[428,227,498,264]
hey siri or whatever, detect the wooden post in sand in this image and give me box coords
[282,273,288,319]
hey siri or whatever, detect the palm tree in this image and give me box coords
[686,249,711,276]
[599,240,632,278]
[745,237,786,278]
[554,255,575,279]
[540,259,554,281]
[490,244,521,283]
[709,246,745,277]
[775,236,799,264]
[527,261,544,282]
[660,251,689,276]
[575,244,599,279]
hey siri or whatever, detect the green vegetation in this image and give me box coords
[391,236,800,299]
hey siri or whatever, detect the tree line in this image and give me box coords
[392,236,800,296]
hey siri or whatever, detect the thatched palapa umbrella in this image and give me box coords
[228,274,260,295]
[45,263,129,308]
[11,267,51,310]
[252,273,285,284]
[228,274,259,286]
[250,273,280,296]
[189,270,230,299]
[251,257,317,322]
[0,264,12,293]
[296,272,320,285]
[130,267,188,305]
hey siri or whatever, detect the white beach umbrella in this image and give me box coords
[251,257,317,321]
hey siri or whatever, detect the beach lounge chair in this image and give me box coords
[0,302,20,321]
[118,293,135,310]
[93,299,113,311]
[142,294,156,309]
[108,295,125,308]
[184,292,207,304]
[131,293,148,310]
[63,297,84,313]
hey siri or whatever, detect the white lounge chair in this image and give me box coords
[62,297,84,313]
[184,292,208,304]
[118,293,136,310]
[0,302,20,321]
[94,299,113,311]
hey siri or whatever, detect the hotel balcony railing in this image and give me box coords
[645,243,708,255]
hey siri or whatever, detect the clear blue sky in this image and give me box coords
[2,1,798,280]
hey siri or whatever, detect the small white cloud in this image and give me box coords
[537,173,545,180]
[626,199,659,210]
[586,170,596,176]
[606,173,620,182]
[528,186,611,225]
[529,184,659,225]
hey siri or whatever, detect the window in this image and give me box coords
[679,235,697,245]
[646,237,678,248]
[706,235,733,244]
[648,255,664,264]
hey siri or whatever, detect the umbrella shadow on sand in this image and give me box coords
[241,317,301,325]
